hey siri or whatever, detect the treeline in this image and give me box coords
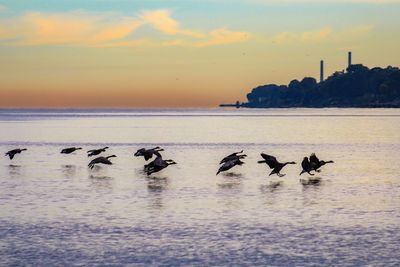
[243,65,400,108]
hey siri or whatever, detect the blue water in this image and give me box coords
[0,109,400,266]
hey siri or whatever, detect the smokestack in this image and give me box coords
[348,51,352,69]
[320,60,324,82]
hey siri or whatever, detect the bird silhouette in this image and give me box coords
[88,155,116,169]
[134,147,164,161]
[87,147,109,157]
[220,150,246,164]
[217,157,245,175]
[258,153,296,177]
[299,157,315,176]
[5,148,27,160]
[61,147,82,154]
[309,153,334,172]
[144,151,176,175]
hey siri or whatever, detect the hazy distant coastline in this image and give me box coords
[222,64,400,108]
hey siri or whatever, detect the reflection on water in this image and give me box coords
[62,165,76,178]
[146,177,169,209]
[0,109,400,266]
[8,164,22,177]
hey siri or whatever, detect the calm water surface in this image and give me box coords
[0,108,400,266]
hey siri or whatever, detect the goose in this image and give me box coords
[134,146,164,161]
[309,153,334,172]
[5,148,27,160]
[216,157,245,175]
[61,147,82,154]
[144,152,176,175]
[258,153,296,177]
[220,150,246,164]
[299,157,315,176]
[88,155,116,169]
[87,147,109,157]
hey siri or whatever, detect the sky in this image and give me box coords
[0,0,399,108]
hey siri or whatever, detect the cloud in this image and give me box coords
[0,9,249,48]
[271,25,373,44]
[194,28,250,47]
[141,9,205,38]
[0,4,7,12]
[272,27,332,44]
[0,11,143,46]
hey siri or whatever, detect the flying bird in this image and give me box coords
[134,147,164,161]
[309,153,334,172]
[87,147,109,157]
[220,150,246,164]
[144,151,176,175]
[299,157,315,176]
[5,148,27,160]
[216,157,245,175]
[258,153,296,177]
[61,147,82,154]
[88,155,116,169]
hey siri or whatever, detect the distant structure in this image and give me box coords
[348,51,352,69]
[320,60,324,82]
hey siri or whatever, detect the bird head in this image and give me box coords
[134,148,145,156]
[104,146,109,150]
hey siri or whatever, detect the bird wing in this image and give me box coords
[87,149,96,153]
[301,158,309,171]
[260,153,278,168]
[8,153,14,160]
[309,153,320,164]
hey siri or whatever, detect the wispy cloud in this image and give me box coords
[271,25,374,44]
[0,9,250,47]
[272,27,332,44]
[0,4,7,12]
[141,10,205,38]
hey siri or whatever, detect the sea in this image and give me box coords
[0,108,399,266]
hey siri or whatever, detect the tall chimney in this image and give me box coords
[348,51,352,69]
[320,60,324,82]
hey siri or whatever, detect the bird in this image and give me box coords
[258,153,296,177]
[87,147,109,157]
[144,152,177,175]
[61,147,82,154]
[5,148,27,160]
[220,150,246,164]
[88,155,116,169]
[134,147,164,161]
[299,157,315,176]
[309,153,334,172]
[217,157,245,175]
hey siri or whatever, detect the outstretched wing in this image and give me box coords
[260,153,278,169]
[309,153,319,165]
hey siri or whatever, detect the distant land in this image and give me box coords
[221,59,400,108]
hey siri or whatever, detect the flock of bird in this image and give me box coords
[4,147,333,179]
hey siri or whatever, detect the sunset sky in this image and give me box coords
[0,0,399,108]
